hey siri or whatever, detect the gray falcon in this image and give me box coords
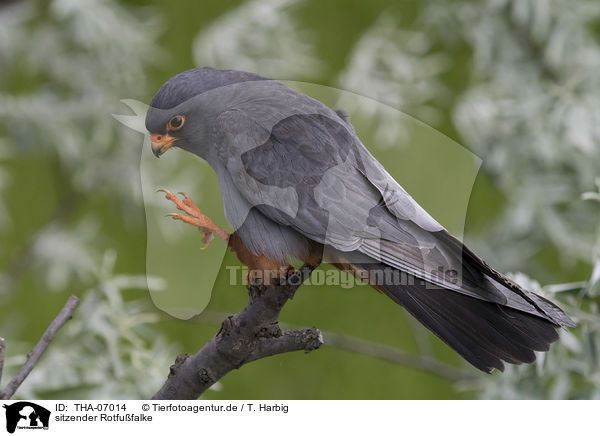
[145,67,575,373]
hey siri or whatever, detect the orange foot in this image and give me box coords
[159,189,229,249]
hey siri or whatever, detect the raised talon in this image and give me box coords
[158,189,204,218]
[167,213,214,249]
[160,189,230,244]
[200,232,214,250]
[178,192,203,214]
[166,212,205,227]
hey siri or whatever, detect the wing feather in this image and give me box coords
[213,107,574,326]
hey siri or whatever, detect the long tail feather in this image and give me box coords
[343,261,563,373]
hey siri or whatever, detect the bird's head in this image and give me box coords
[145,67,266,158]
[145,106,189,158]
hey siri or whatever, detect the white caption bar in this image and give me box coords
[0,400,593,436]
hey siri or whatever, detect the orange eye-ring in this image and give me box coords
[168,115,185,131]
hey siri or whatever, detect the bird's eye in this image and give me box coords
[168,115,185,130]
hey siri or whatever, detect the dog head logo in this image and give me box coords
[2,402,50,433]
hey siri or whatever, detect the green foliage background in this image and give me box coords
[0,0,598,399]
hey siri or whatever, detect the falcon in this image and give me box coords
[145,67,575,373]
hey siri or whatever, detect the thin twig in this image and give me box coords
[323,332,476,382]
[0,337,5,386]
[0,295,80,399]
[193,311,476,382]
[544,281,588,293]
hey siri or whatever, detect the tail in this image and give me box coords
[340,260,568,373]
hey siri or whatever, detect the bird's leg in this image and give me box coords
[159,189,302,285]
[159,189,229,249]
[227,233,293,286]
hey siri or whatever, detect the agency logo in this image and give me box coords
[2,402,50,433]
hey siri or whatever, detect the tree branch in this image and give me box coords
[152,264,323,400]
[193,312,476,383]
[0,295,80,399]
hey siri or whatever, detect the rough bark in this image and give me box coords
[152,264,323,400]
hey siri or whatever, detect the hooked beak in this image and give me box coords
[150,133,178,158]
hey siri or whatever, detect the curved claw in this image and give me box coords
[200,232,214,250]
[159,188,230,244]
[158,188,178,200]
